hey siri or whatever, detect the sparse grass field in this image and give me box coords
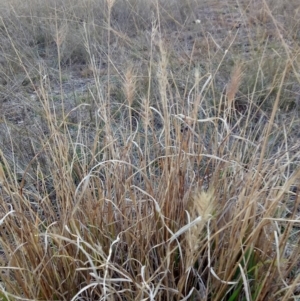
[0,0,300,300]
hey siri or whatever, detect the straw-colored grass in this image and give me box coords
[0,0,300,300]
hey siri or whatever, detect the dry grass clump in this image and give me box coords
[0,0,300,300]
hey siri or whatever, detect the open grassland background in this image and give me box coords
[0,0,300,300]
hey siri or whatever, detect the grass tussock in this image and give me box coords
[0,0,300,300]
